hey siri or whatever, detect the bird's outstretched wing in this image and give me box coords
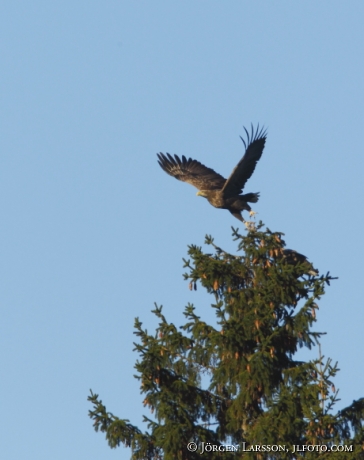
[157,153,226,191]
[222,124,267,197]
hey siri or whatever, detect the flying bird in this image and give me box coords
[157,124,267,222]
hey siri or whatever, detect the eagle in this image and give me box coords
[282,249,319,276]
[157,124,267,222]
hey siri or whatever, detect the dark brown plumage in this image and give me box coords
[157,124,267,222]
[282,249,319,276]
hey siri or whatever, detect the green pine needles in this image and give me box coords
[88,222,364,459]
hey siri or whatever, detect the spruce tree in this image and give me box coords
[88,222,364,459]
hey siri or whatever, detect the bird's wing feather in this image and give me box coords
[222,124,267,197]
[157,153,226,191]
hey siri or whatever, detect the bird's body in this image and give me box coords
[157,124,267,222]
[196,189,259,221]
[282,249,319,276]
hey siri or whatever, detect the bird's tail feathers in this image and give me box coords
[241,192,260,203]
[229,210,245,222]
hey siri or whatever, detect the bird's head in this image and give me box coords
[196,190,208,199]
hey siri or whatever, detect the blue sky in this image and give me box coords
[1,2,363,459]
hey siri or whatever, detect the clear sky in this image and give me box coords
[1,2,363,459]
